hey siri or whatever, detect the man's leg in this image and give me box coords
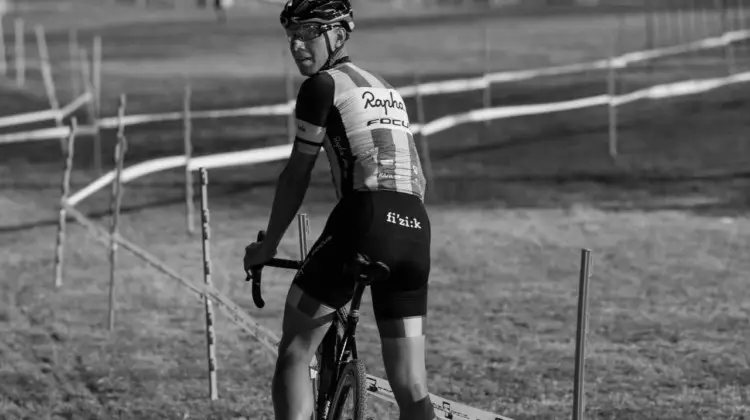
[273,284,336,420]
[378,316,437,420]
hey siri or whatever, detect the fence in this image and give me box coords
[2,17,749,420]
[56,145,515,420]
[27,28,742,207]
[0,16,104,168]
[1,28,748,146]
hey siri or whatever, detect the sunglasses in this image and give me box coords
[285,23,339,42]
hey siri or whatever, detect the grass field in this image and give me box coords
[1,1,750,419]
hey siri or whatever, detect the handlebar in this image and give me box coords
[246,231,303,308]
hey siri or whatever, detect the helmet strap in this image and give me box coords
[320,30,346,71]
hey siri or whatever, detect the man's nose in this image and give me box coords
[290,37,306,50]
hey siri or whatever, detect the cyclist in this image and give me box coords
[243,1,437,419]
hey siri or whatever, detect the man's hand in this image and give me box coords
[243,241,277,273]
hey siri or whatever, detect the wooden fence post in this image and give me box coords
[54,118,78,289]
[413,71,435,200]
[184,82,195,235]
[107,95,128,332]
[199,168,219,401]
[14,18,24,88]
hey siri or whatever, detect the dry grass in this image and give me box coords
[1,3,750,420]
[1,191,749,419]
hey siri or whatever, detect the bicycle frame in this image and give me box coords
[316,279,368,418]
[247,250,372,420]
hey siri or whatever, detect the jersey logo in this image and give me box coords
[386,212,422,229]
[361,90,405,115]
[366,117,409,128]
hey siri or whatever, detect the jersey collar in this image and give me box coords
[320,55,351,72]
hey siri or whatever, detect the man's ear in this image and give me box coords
[335,27,348,48]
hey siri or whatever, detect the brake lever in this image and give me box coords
[248,230,266,309]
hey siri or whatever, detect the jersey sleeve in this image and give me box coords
[293,72,335,155]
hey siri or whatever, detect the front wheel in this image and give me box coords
[327,359,368,420]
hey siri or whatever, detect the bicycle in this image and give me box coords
[246,231,391,420]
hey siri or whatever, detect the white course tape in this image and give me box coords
[613,71,750,106]
[97,101,295,129]
[486,59,612,83]
[60,92,94,117]
[420,95,610,136]
[0,92,91,130]
[0,124,99,144]
[3,30,748,143]
[66,144,295,206]
[0,108,59,129]
[65,70,750,207]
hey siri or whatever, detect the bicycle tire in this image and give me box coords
[315,307,348,419]
[327,359,368,420]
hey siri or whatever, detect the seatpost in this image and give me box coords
[337,280,366,363]
[346,281,367,331]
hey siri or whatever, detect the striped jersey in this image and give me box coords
[293,57,426,202]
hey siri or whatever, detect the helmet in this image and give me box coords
[280,0,355,32]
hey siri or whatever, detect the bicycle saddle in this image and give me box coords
[344,253,391,286]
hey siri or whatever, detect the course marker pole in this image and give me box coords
[53,118,78,289]
[607,18,621,160]
[107,95,127,332]
[482,23,491,126]
[298,212,315,420]
[0,17,6,76]
[184,82,195,235]
[413,71,435,200]
[14,18,24,88]
[93,36,102,116]
[297,213,309,259]
[34,24,63,151]
[572,248,592,420]
[69,29,80,98]
[79,48,102,174]
[199,167,219,401]
[34,25,59,116]
[645,1,655,73]
[719,0,736,74]
[285,47,295,144]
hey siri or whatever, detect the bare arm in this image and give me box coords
[259,72,334,254]
[261,149,317,251]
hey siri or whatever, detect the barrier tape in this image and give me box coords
[0,124,98,144]
[419,70,750,135]
[2,30,747,142]
[0,108,59,129]
[90,28,750,129]
[612,71,750,106]
[66,144,295,206]
[62,202,282,356]
[61,201,510,420]
[419,95,610,136]
[0,92,91,130]
[64,70,750,206]
[96,102,295,129]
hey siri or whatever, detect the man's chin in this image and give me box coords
[296,61,318,76]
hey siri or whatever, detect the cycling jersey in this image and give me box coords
[293,57,427,202]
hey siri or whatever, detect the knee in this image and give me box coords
[276,334,316,367]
